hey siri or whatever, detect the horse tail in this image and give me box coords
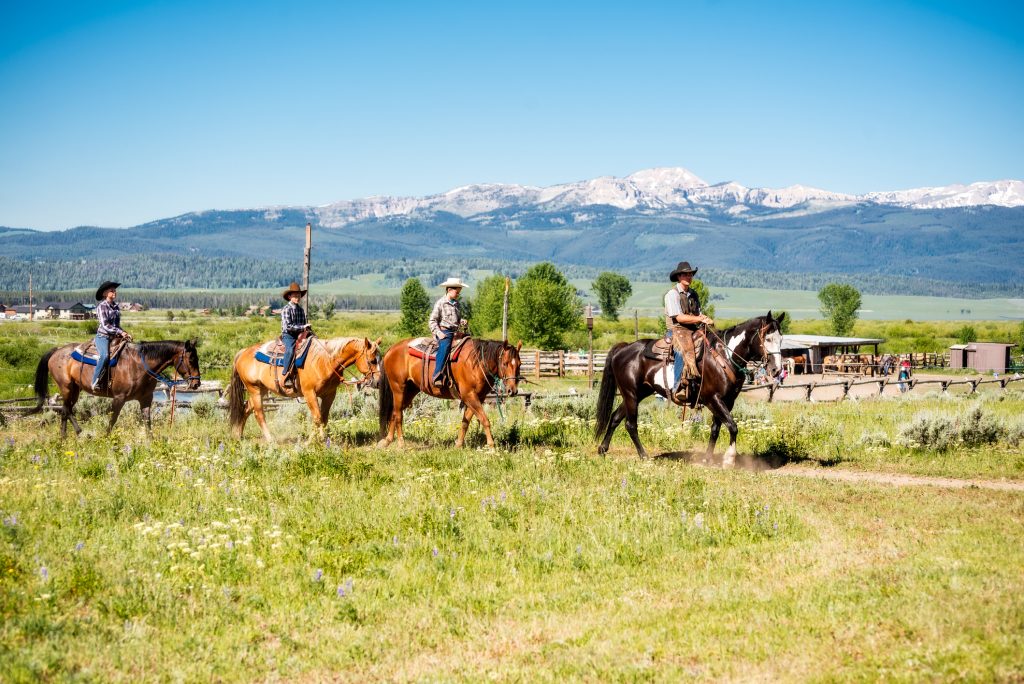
[27,347,58,415]
[378,364,393,438]
[594,342,626,439]
[227,360,247,434]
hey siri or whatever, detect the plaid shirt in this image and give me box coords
[281,301,308,336]
[96,300,125,338]
[428,296,462,338]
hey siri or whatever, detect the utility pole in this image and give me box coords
[28,273,33,321]
[586,305,594,390]
[634,308,639,341]
[302,222,312,313]
[501,276,510,342]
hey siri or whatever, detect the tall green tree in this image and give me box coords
[689,278,716,319]
[398,278,431,337]
[510,262,581,350]
[818,283,862,336]
[591,272,632,321]
[470,274,510,336]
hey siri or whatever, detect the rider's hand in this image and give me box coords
[123,333,133,342]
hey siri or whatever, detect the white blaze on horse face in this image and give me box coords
[765,330,783,375]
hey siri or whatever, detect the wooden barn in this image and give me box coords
[782,334,885,374]
[949,343,1016,373]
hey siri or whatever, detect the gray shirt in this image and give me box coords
[429,296,462,338]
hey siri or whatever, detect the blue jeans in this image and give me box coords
[91,335,110,387]
[281,332,298,373]
[667,331,683,388]
[433,331,454,382]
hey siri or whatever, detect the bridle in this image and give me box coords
[317,338,380,388]
[139,344,201,388]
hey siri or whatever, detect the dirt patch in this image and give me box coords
[770,466,1024,492]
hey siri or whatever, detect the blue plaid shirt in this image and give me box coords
[96,300,125,338]
[281,302,308,336]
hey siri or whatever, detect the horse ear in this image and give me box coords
[776,311,787,326]
[766,310,773,321]
[364,337,371,348]
[374,337,382,347]
[516,340,522,351]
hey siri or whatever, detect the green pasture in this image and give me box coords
[1,381,1023,680]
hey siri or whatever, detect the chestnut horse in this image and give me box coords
[228,336,381,442]
[595,312,785,463]
[30,340,201,437]
[377,337,522,449]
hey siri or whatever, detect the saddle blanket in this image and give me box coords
[71,340,127,367]
[407,336,469,362]
[254,336,312,368]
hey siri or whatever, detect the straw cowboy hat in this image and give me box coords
[439,277,468,290]
[95,281,121,301]
[281,281,308,300]
[668,261,699,282]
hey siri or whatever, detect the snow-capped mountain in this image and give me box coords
[314,167,1023,227]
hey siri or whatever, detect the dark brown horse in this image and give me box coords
[595,312,786,463]
[377,337,522,449]
[30,340,201,437]
[228,336,382,442]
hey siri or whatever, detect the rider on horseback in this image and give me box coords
[91,281,133,391]
[664,261,713,403]
[280,281,312,391]
[428,277,468,387]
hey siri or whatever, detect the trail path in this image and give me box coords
[770,465,1024,492]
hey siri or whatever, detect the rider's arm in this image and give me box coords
[428,299,442,338]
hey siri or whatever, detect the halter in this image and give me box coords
[316,338,380,388]
[138,345,200,388]
[709,322,773,379]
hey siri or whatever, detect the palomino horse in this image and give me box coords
[228,336,381,442]
[30,340,201,437]
[377,337,522,449]
[595,312,786,463]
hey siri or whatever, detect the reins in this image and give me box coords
[138,344,199,389]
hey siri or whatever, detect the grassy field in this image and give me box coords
[2,378,1024,681]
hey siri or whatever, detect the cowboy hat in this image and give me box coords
[439,277,467,290]
[668,261,698,281]
[281,281,308,300]
[95,281,121,301]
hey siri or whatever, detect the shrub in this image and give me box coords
[898,412,957,450]
[957,406,1005,447]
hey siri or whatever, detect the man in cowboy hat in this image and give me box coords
[91,281,133,391]
[280,281,312,390]
[664,261,713,403]
[428,277,469,387]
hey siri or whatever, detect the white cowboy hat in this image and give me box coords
[439,277,467,290]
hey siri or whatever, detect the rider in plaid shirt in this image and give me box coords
[280,281,311,390]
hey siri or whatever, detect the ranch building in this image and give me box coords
[781,334,885,374]
[948,342,1016,373]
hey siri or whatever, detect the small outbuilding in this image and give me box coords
[949,342,1016,373]
[782,334,885,374]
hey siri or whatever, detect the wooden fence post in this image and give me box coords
[558,350,564,377]
[534,350,540,381]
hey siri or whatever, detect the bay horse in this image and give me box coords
[228,336,382,442]
[30,340,201,437]
[377,337,522,449]
[595,312,786,463]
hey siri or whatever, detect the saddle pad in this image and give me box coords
[407,336,468,361]
[642,338,673,360]
[254,337,312,368]
[71,343,123,367]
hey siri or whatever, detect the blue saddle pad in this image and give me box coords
[71,349,120,367]
[255,346,309,368]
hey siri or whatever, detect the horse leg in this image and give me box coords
[456,404,475,447]
[705,396,738,465]
[250,389,275,443]
[457,393,493,448]
[139,394,154,432]
[60,383,81,438]
[377,382,408,448]
[395,384,419,447]
[302,386,325,443]
[318,387,338,443]
[597,404,628,455]
[619,391,647,459]
[106,398,126,435]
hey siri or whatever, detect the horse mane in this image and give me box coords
[472,338,510,370]
[322,337,358,355]
[139,340,183,363]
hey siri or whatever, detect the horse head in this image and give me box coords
[356,337,383,389]
[760,311,786,379]
[180,339,202,390]
[498,341,523,396]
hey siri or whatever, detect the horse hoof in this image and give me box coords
[375,439,389,449]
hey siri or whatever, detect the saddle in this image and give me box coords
[407,335,469,362]
[642,337,673,361]
[254,332,314,368]
[71,338,129,367]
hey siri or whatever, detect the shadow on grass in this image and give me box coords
[654,448,843,471]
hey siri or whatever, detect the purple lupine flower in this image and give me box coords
[40,566,49,581]
[313,568,323,582]
[74,541,85,552]
[499,491,506,502]
[31,454,41,464]
[337,584,346,597]
[344,578,353,594]
[392,535,399,546]
[694,513,704,530]
[432,548,439,558]
[6,437,14,446]
[449,507,456,519]
[122,444,132,455]
[218,442,225,452]
[325,437,332,448]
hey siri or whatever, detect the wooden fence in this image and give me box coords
[520,350,608,379]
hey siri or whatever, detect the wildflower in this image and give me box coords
[694,513,705,530]
[2,514,16,527]
[449,507,456,519]
[313,568,324,583]
[325,437,332,448]
[123,444,132,455]
[39,566,49,582]
[432,548,439,558]
[392,535,399,546]
[75,541,85,552]
[337,584,346,597]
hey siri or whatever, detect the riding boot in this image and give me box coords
[284,369,296,391]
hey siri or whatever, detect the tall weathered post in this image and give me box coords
[28,273,33,322]
[586,305,595,390]
[634,308,639,341]
[302,222,312,313]
[501,277,510,342]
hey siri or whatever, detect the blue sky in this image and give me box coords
[1,0,1022,229]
